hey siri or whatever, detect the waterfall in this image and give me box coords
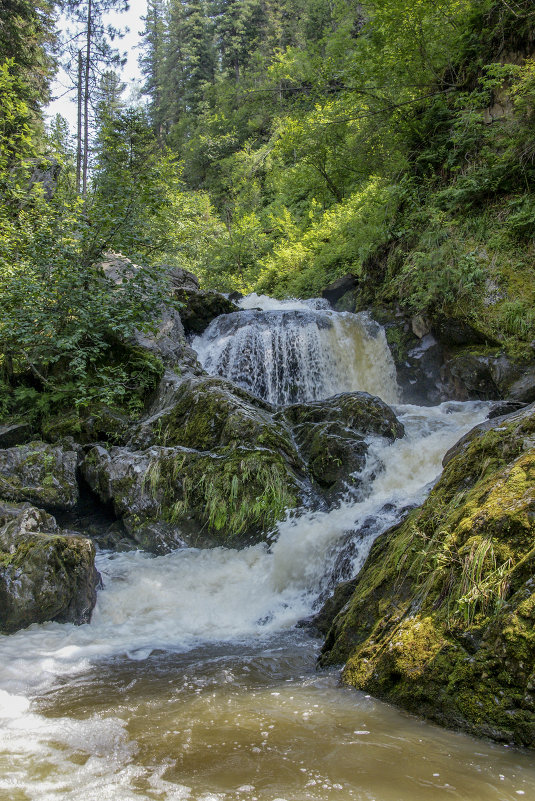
[192,294,400,405]
[2,296,527,801]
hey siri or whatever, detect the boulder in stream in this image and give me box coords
[84,377,405,550]
[0,502,99,633]
[282,392,404,502]
[319,402,535,748]
[82,441,302,551]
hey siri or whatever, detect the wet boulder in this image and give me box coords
[282,392,404,502]
[0,503,99,633]
[0,441,79,510]
[82,442,301,552]
[319,403,535,748]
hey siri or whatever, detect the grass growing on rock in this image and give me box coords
[143,446,301,544]
[319,405,535,747]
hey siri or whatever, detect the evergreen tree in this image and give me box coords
[139,0,167,135]
[62,0,129,194]
[0,0,56,110]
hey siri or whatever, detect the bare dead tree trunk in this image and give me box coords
[76,49,83,194]
[82,0,92,196]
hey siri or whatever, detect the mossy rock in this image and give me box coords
[131,375,302,469]
[282,392,404,502]
[0,441,79,510]
[319,402,535,748]
[282,392,404,439]
[0,502,99,633]
[175,288,238,334]
[82,442,302,551]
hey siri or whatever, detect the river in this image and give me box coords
[1,297,534,800]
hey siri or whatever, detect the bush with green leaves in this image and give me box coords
[0,64,169,421]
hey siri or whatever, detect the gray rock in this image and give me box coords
[29,158,61,200]
[0,441,79,510]
[506,366,535,403]
[133,304,189,366]
[168,267,200,293]
[0,503,99,633]
[0,423,33,448]
[321,274,358,306]
[411,314,431,339]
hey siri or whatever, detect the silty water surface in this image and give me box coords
[1,298,534,801]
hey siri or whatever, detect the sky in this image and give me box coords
[47,0,148,129]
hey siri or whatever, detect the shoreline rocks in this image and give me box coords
[0,503,99,633]
[318,402,535,748]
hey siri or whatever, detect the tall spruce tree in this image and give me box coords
[140,0,167,135]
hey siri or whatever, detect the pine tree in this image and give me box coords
[139,0,167,135]
[63,0,129,194]
[0,0,56,110]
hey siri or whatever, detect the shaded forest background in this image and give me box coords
[1,0,534,418]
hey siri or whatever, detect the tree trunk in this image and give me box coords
[82,0,92,196]
[76,49,83,194]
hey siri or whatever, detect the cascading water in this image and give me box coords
[192,294,400,405]
[1,297,534,801]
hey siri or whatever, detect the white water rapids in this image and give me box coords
[1,297,534,801]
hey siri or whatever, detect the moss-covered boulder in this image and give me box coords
[282,393,404,502]
[136,376,301,463]
[82,443,301,551]
[84,380,403,551]
[0,503,99,633]
[319,403,535,747]
[0,441,79,510]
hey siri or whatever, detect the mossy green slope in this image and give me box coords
[320,403,535,747]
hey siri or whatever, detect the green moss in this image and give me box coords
[158,377,299,465]
[143,446,300,544]
[320,406,535,747]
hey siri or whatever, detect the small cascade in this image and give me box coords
[192,294,399,405]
